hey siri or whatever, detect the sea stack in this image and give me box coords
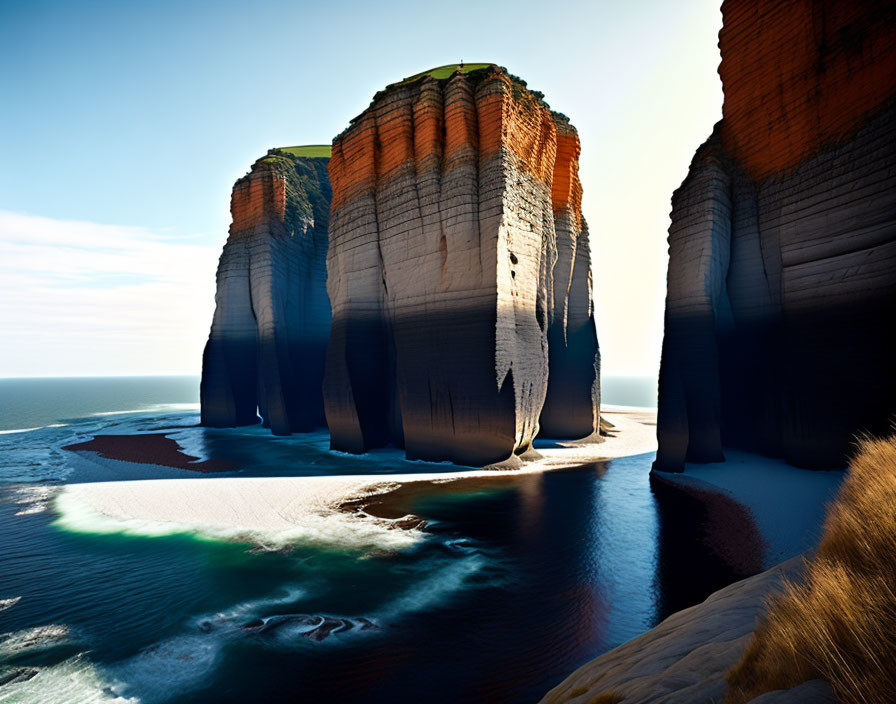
[201,147,332,435]
[324,64,600,465]
[654,0,896,472]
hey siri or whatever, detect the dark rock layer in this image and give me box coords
[655,0,896,471]
[201,149,332,435]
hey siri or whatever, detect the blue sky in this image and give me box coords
[0,0,723,377]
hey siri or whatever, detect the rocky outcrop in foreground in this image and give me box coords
[540,556,839,704]
[201,147,332,434]
[324,65,599,465]
[655,0,896,471]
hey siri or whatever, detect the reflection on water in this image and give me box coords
[651,473,765,619]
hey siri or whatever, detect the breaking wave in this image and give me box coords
[0,654,138,704]
[0,624,71,658]
[51,480,426,554]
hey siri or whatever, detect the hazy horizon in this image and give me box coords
[0,0,723,378]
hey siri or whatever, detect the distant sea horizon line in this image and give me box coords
[0,375,658,433]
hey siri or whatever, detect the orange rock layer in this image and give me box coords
[551,124,584,226]
[329,68,560,211]
[719,0,896,180]
[229,169,286,232]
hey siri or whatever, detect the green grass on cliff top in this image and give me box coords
[393,63,494,86]
[277,145,332,158]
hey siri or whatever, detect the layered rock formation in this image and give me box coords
[201,147,332,434]
[324,65,600,465]
[655,0,896,471]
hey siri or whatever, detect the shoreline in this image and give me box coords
[54,407,658,547]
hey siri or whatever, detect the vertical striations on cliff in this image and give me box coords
[655,0,896,472]
[324,65,600,465]
[201,147,332,435]
[539,117,601,439]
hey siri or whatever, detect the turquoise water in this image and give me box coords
[0,376,763,703]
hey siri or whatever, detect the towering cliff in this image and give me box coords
[655,0,896,472]
[324,64,600,465]
[201,146,332,435]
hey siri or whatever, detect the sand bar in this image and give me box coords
[55,408,658,548]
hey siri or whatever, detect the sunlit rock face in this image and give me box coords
[324,65,600,465]
[201,148,332,435]
[655,0,896,472]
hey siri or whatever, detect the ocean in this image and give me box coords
[0,375,760,703]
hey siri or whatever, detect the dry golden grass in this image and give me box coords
[725,433,896,704]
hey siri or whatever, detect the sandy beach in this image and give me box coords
[56,406,659,548]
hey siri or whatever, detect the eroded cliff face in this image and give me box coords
[655,0,896,471]
[540,120,600,439]
[324,65,600,465]
[201,148,332,435]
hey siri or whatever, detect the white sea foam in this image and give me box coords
[194,585,307,631]
[0,596,21,613]
[0,624,70,657]
[196,553,488,649]
[260,551,490,648]
[0,585,312,704]
[0,424,67,435]
[377,552,487,619]
[11,485,57,516]
[90,404,199,417]
[0,654,137,704]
